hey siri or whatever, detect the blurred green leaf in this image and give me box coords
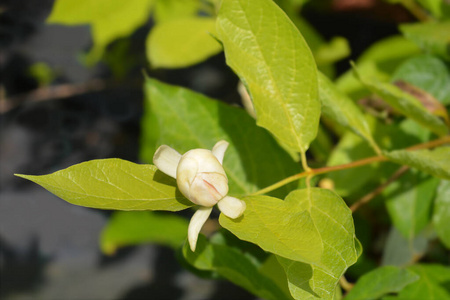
[392,54,450,105]
[16,159,192,211]
[400,21,450,61]
[47,0,154,64]
[354,66,448,136]
[394,264,450,299]
[318,72,379,152]
[220,188,360,299]
[147,17,222,68]
[384,169,439,239]
[183,234,293,300]
[386,147,450,180]
[433,180,450,248]
[382,227,430,267]
[100,211,188,254]
[345,266,419,300]
[216,0,320,155]
[153,0,201,23]
[141,78,300,197]
[314,37,350,67]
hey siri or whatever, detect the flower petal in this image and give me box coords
[153,145,182,178]
[188,207,213,252]
[211,140,229,165]
[218,196,246,219]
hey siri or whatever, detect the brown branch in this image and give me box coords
[350,165,410,213]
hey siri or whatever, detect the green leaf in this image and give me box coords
[318,72,379,153]
[47,0,154,64]
[354,66,448,136]
[416,0,450,18]
[385,147,450,180]
[400,21,450,61]
[220,188,360,299]
[382,227,430,267]
[433,180,450,248]
[100,211,188,255]
[314,37,350,67]
[147,17,222,68]
[153,0,201,23]
[395,264,450,299]
[345,266,419,300]
[15,159,192,211]
[216,0,321,155]
[384,169,440,239]
[392,54,450,106]
[183,234,293,300]
[141,78,300,197]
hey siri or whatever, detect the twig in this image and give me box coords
[350,165,409,212]
[339,276,354,293]
[0,79,108,114]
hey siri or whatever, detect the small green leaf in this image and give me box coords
[345,266,419,300]
[47,0,155,64]
[384,169,440,239]
[433,180,450,248]
[386,147,450,180]
[318,72,379,153]
[219,188,359,290]
[147,17,222,68]
[15,159,192,211]
[216,0,321,155]
[100,211,188,255]
[183,234,293,300]
[392,54,450,105]
[395,264,450,299]
[354,66,448,136]
[153,0,200,23]
[141,78,300,198]
[400,21,450,61]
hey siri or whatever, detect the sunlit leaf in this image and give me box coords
[433,180,450,248]
[100,211,188,254]
[183,234,293,300]
[354,66,448,136]
[47,0,154,64]
[384,169,439,239]
[345,266,419,300]
[216,0,321,155]
[386,147,450,180]
[220,188,360,299]
[400,21,450,61]
[153,0,200,23]
[16,159,192,211]
[147,17,222,68]
[318,72,379,152]
[141,78,300,198]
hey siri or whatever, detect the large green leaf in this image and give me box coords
[47,0,154,64]
[392,54,450,105]
[183,234,293,300]
[147,17,222,68]
[386,147,450,180]
[100,211,188,254]
[141,78,300,197]
[384,169,440,239]
[433,180,450,248]
[216,0,321,155]
[394,264,450,299]
[400,21,450,61]
[354,67,448,136]
[220,188,360,299]
[15,159,192,211]
[318,72,379,152]
[345,266,419,300]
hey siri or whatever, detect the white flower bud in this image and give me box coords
[176,149,228,207]
[153,140,247,252]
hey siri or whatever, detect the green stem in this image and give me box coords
[399,0,432,22]
[251,135,450,196]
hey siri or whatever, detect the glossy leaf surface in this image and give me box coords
[216,0,321,154]
[433,180,450,248]
[16,159,192,211]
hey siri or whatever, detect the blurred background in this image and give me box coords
[0,0,420,299]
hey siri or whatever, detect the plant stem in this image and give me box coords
[399,0,432,22]
[252,136,450,196]
[339,276,354,292]
[350,165,409,212]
